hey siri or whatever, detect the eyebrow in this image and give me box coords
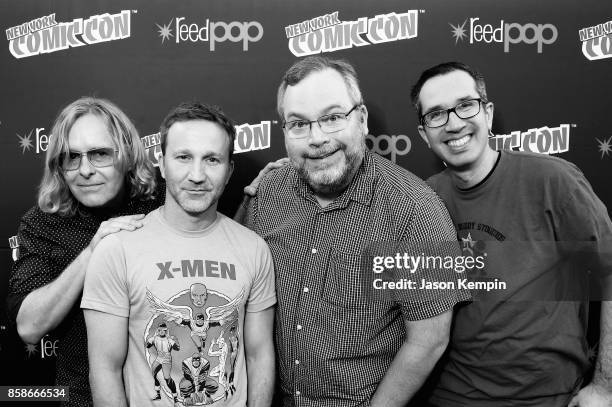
[423,96,479,115]
[67,146,114,153]
[285,103,347,121]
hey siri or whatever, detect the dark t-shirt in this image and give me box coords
[7,192,162,406]
[427,150,612,407]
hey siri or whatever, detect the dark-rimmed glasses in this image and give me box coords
[421,98,484,128]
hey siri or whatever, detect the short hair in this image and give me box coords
[410,62,489,119]
[159,102,236,160]
[38,97,156,216]
[277,56,363,119]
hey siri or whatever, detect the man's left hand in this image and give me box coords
[568,383,612,406]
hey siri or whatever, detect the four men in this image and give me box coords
[7,58,611,407]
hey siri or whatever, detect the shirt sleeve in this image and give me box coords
[245,237,276,313]
[396,192,472,321]
[81,234,130,318]
[554,166,612,288]
[7,213,57,324]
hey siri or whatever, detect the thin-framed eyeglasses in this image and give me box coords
[60,147,118,171]
[282,104,362,138]
[421,98,485,128]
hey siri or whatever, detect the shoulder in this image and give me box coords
[503,150,586,188]
[370,153,441,205]
[217,213,268,248]
[257,164,294,195]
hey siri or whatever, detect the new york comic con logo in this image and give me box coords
[449,17,558,53]
[156,17,263,50]
[489,124,570,155]
[5,10,132,59]
[142,121,272,167]
[285,10,420,57]
[579,19,612,61]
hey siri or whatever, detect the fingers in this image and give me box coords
[244,158,290,196]
[90,214,146,249]
[568,395,578,407]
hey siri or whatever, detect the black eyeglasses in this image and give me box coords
[282,104,362,138]
[421,98,485,128]
[60,147,118,171]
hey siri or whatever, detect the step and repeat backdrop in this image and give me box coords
[1,0,611,395]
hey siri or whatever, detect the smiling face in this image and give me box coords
[281,69,368,196]
[159,120,233,223]
[63,113,125,208]
[417,70,494,172]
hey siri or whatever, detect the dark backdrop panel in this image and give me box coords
[1,0,610,391]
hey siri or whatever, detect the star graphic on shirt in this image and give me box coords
[156,21,174,43]
[17,130,33,153]
[596,136,612,159]
[25,343,38,358]
[449,20,468,44]
[461,233,476,255]
[586,343,598,362]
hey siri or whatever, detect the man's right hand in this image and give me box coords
[89,214,145,249]
[243,158,289,196]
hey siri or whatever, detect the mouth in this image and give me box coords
[307,149,340,160]
[445,135,471,149]
[78,183,103,189]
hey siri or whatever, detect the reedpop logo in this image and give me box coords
[16,127,51,154]
[285,10,420,57]
[449,17,558,53]
[142,121,272,167]
[156,17,263,50]
[579,20,612,61]
[6,10,132,59]
[366,134,412,163]
[489,124,570,155]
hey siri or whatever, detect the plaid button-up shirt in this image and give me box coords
[247,151,468,407]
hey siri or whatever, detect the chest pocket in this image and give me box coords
[323,248,369,309]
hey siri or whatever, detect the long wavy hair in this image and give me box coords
[38,97,156,216]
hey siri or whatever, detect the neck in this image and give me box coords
[312,156,362,208]
[161,199,218,232]
[450,148,498,189]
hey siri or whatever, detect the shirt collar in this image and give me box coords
[290,149,375,208]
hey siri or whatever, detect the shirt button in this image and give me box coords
[296,324,302,330]
[296,390,301,396]
[303,287,309,293]
[295,359,300,365]
[311,248,317,254]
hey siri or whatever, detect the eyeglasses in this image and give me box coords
[60,147,118,171]
[421,98,484,128]
[282,104,362,138]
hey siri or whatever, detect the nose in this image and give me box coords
[77,154,95,177]
[187,160,208,183]
[307,122,331,147]
[444,110,466,132]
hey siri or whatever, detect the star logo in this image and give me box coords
[596,136,612,159]
[16,130,33,153]
[449,20,468,44]
[461,233,476,255]
[156,20,174,44]
[25,343,38,358]
[586,342,598,362]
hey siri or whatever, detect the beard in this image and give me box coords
[292,139,365,196]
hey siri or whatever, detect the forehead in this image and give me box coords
[419,71,480,111]
[166,119,230,154]
[68,113,114,149]
[282,69,353,119]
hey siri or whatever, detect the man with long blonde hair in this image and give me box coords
[7,96,160,406]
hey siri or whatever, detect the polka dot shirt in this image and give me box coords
[7,194,162,406]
